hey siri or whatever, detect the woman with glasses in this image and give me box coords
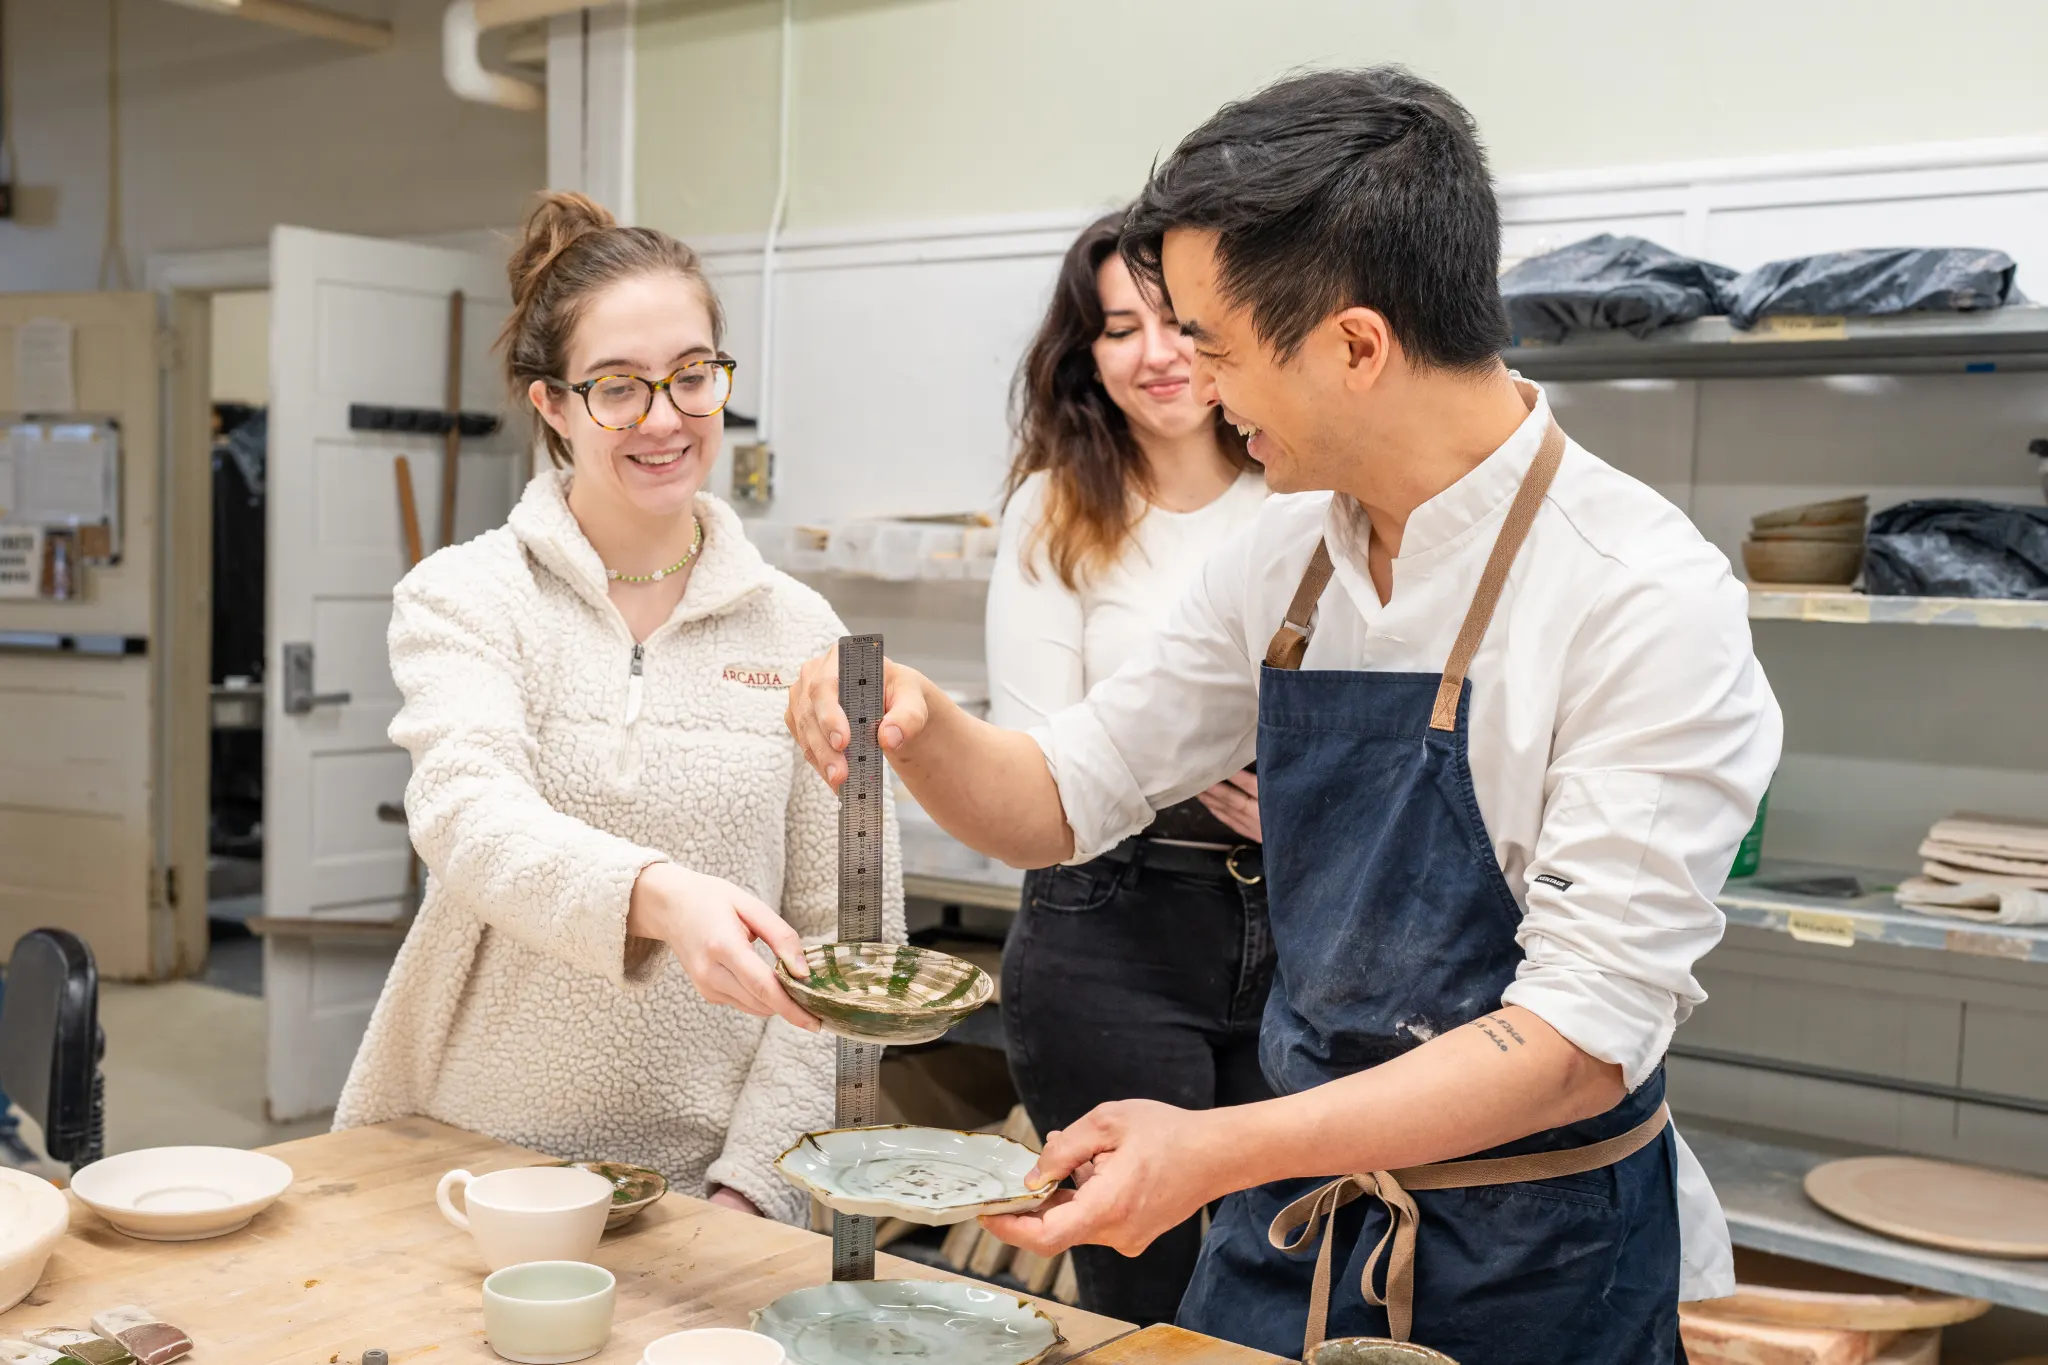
[336,191,902,1226]
[986,209,1271,1326]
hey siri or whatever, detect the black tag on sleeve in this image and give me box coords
[1533,873,1573,892]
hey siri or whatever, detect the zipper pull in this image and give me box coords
[624,642,645,724]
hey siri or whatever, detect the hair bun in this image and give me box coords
[508,190,617,310]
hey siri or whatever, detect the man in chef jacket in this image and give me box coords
[784,67,1779,1363]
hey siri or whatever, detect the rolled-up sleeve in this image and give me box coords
[1028,524,1266,862]
[1502,566,1782,1090]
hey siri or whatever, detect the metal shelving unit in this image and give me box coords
[904,871,1021,911]
[1687,1120,2048,1315]
[1721,859,2048,963]
[1749,588,2048,630]
[909,854,2048,963]
[1505,304,2048,381]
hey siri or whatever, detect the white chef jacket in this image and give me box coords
[1028,381,1780,1300]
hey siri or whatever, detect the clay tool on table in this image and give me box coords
[830,633,886,1283]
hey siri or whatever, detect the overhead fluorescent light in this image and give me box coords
[158,0,393,52]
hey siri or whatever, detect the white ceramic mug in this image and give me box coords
[482,1260,616,1364]
[438,1166,613,1272]
[642,1330,786,1365]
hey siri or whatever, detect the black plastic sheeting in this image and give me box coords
[1722,248,2020,330]
[1864,500,2048,600]
[1500,234,1736,343]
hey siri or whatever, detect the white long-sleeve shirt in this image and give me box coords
[1030,381,1780,1299]
[986,468,1268,729]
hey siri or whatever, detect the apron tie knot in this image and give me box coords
[1268,1169,1423,1356]
[1263,1102,1671,1361]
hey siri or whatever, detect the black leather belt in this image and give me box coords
[1093,836,1263,885]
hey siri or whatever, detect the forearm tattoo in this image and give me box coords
[1473,1013,1528,1053]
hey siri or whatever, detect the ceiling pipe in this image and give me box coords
[160,0,393,50]
[444,0,543,111]
[446,0,625,110]
[472,0,608,24]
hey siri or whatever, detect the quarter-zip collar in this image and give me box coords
[507,468,776,633]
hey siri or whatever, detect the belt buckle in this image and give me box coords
[1226,845,1262,886]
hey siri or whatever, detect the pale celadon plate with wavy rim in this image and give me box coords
[775,1124,1054,1225]
[750,1279,1062,1365]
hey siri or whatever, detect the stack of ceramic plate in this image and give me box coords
[1741,496,1868,586]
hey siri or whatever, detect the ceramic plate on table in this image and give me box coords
[776,943,992,1046]
[776,1125,1051,1225]
[751,1280,1061,1365]
[69,1146,294,1241]
[543,1161,668,1229]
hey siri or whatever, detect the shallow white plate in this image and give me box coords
[750,1280,1061,1365]
[775,1125,1052,1225]
[70,1145,294,1241]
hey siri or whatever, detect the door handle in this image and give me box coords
[281,641,352,715]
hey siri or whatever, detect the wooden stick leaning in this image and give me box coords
[437,289,464,551]
[395,454,424,569]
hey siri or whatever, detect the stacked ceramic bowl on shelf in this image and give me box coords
[1740,496,1869,587]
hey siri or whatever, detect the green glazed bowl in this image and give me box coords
[776,943,993,1045]
[543,1160,668,1229]
[1312,1341,1460,1365]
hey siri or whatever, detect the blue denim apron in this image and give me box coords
[1176,422,1684,1364]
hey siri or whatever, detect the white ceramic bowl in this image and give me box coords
[0,1168,70,1312]
[70,1146,294,1241]
[642,1328,785,1365]
[483,1261,616,1365]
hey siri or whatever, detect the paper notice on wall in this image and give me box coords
[16,426,115,524]
[15,319,77,414]
[0,526,42,599]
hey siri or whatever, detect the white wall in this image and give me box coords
[209,289,269,404]
[635,0,2048,240]
[0,0,543,292]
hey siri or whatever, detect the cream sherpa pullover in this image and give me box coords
[334,469,902,1223]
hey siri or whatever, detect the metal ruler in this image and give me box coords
[831,633,885,1282]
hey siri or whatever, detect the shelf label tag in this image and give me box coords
[1944,929,2032,960]
[1733,314,1850,343]
[1786,910,1857,947]
[1800,593,1871,624]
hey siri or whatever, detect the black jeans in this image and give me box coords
[1002,843,1277,1328]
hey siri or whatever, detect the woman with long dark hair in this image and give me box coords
[988,209,1272,1326]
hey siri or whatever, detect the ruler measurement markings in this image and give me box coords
[832,634,885,1283]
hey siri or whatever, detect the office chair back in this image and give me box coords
[0,928,104,1170]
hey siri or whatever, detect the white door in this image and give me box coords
[264,226,525,1121]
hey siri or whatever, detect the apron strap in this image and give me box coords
[1263,540,1336,670]
[1428,420,1568,731]
[1269,1101,1670,1358]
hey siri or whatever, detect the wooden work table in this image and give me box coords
[13,1120,1283,1365]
